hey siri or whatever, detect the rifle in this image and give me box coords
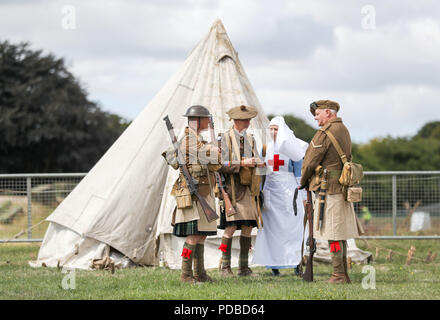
[208,116,236,217]
[303,187,316,282]
[163,115,219,223]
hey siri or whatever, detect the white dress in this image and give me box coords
[252,116,308,269]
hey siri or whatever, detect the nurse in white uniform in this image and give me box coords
[252,116,308,276]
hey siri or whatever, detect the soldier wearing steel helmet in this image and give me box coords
[162,105,221,283]
[300,100,364,284]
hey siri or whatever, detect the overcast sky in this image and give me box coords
[1,0,439,143]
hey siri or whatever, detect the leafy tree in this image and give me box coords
[353,136,440,171]
[415,121,440,140]
[0,40,130,173]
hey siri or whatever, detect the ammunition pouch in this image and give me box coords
[239,166,252,186]
[339,162,364,187]
[171,177,193,209]
[189,164,205,179]
[347,186,362,203]
[175,188,193,209]
[339,162,363,202]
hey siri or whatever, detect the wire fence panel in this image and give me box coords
[0,172,439,242]
[355,172,440,237]
[0,174,85,242]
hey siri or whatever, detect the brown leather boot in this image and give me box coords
[327,273,347,284]
[180,242,196,284]
[180,273,196,283]
[238,266,257,277]
[327,240,348,284]
[238,236,257,277]
[193,244,214,283]
[221,265,234,277]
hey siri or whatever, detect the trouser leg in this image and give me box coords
[327,240,347,284]
[194,243,213,282]
[238,235,255,276]
[219,236,233,276]
[181,242,196,283]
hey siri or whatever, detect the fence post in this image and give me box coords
[392,174,397,236]
[26,176,32,239]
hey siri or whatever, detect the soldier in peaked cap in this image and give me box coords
[162,105,222,283]
[217,105,265,277]
[300,100,364,284]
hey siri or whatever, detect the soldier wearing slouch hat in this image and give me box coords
[301,100,364,284]
[217,105,265,277]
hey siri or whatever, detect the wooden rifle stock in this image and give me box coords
[303,189,315,282]
[163,115,219,223]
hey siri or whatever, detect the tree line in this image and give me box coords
[0,41,130,173]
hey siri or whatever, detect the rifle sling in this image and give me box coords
[321,128,348,164]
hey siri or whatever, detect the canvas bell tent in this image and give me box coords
[30,20,270,270]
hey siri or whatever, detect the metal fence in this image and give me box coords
[1,172,440,242]
[356,171,440,239]
[0,173,85,243]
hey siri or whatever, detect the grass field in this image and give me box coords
[1,239,439,300]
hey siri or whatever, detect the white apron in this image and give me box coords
[252,116,308,268]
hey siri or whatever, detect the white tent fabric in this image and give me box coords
[30,20,269,270]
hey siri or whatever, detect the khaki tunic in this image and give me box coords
[300,117,364,240]
[168,127,221,232]
[218,127,260,223]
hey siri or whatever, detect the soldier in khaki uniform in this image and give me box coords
[300,100,364,284]
[217,105,265,277]
[163,105,221,283]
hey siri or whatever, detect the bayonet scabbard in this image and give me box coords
[318,169,328,231]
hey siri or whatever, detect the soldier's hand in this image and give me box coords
[256,158,266,168]
[240,157,256,167]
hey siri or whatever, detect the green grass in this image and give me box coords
[0,240,439,300]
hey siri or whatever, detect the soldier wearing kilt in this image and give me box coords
[163,105,221,283]
[217,105,265,277]
[300,100,364,284]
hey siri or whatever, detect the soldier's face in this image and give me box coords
[233,119,251,132]
[199,117,210,131]
[314,109,331,127]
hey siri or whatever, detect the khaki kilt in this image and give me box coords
[172,193,217,232]
[313,193,364,240]
[225,187,258,223]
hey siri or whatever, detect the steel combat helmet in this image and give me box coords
[183,105,211,118]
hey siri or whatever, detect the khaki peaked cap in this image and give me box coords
[226,105,258,120]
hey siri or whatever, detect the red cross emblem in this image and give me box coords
[268,154,284,171]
